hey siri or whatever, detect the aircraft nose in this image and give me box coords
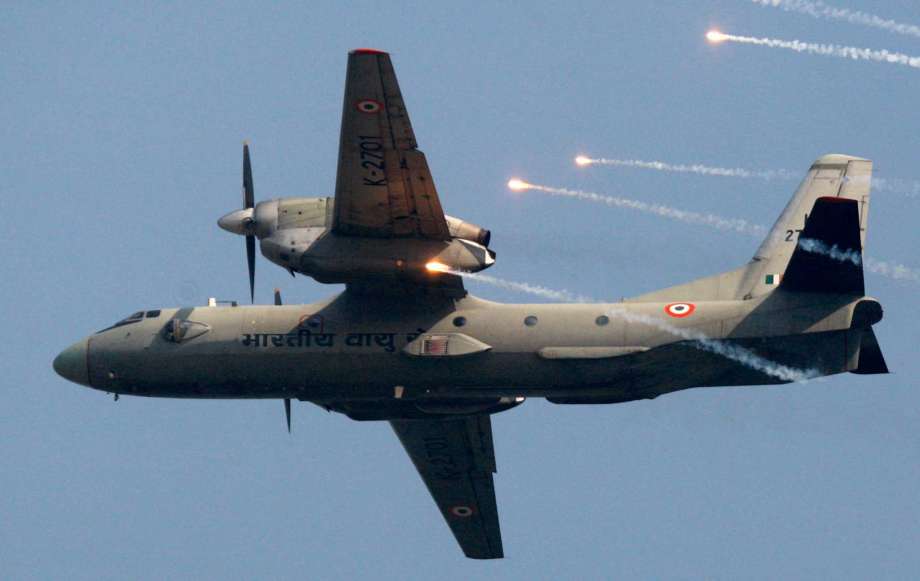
[53,338,90,387]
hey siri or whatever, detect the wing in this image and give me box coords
[333,49,451,240]
[390,415,504,559]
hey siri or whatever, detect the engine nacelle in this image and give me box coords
[445,215,491,247]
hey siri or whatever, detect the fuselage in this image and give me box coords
[55,289,871,407]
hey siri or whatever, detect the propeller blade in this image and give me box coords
[274,288,282,306]
[242,142,254,209]
[284,398,292,433]
[246,234,256,304]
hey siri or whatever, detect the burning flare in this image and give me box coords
[425,261,451,273]
[574,156,593,167]
[507,179,533,191]
[704,29,920,70]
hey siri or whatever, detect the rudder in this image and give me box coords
[779,196,864,295]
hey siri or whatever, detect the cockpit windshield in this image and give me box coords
[95,310,160,334]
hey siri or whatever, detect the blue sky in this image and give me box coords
[3,2,918,579]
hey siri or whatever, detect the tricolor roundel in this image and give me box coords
[664,302,695,318]
[355,99,382,114]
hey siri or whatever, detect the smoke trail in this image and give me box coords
[871,177,920,198]
[796,239,920,281]
[794,241,920,282]
[607,308,819,382]
[509,180,920,285]
[752,1,920,40]
[512,181,767,236]
[707,30,920,70]
[579,156,920,197]
[793,239,920,282]
[864,257,920,283]
[577,157,795,180]
[452,270,597,303]
[797,237,862,266]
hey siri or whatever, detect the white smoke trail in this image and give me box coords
[708,31,920,70]
[454,271,597,303]
[864,257,920,283]
[578,157,795,180]
[793,239,920,282]
[607,308,819,382]
[579,156,920,197]
[871,177,920,198]
[518,182,768,236]
[752,1,920,40]
[797,237,862,266]
[511,179,920,285]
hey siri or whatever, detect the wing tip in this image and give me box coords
[351,48,388,55]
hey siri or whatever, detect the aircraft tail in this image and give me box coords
[627,153,888,375]
[746,154,871,298]
[629,154,873,302]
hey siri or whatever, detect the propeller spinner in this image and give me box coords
[217,142,258,303]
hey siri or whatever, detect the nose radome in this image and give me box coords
[53,338,90,387]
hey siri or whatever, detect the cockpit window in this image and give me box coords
[95,311,146,334]
[145,310,161,318]
[163,319,210,343]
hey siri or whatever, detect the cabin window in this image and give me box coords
[524,315,538,327]
[452,316,467,327]
[595,315,609,326]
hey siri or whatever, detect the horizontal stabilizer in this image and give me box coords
[781,197,864,295]
[851,327,889,375]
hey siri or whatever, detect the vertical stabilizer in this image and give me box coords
[739,154,872,299]
[628,154,873,303]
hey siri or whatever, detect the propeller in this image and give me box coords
[284,397,292,433]
[218,143,258,304]
[274,287,291,432]
[243,143,256,304]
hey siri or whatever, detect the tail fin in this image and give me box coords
[744,154,871,298]
[628,154,873,303]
